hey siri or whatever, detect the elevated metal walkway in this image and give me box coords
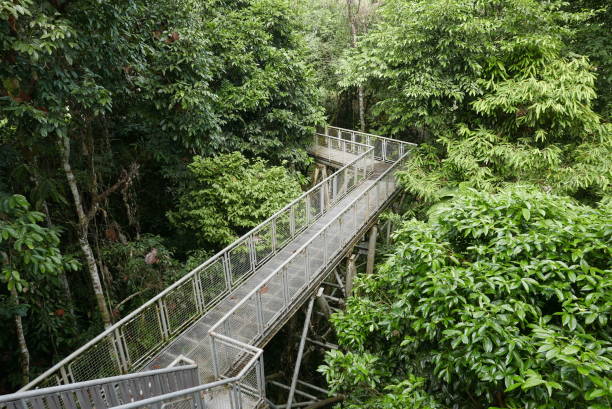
[5,126,415,409]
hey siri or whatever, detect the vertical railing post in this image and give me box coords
[282,266,290,309]
[223,253,233,292]
[323,229,328,263]
[289,206,296,238]
[193,271,204,314]
[113,328,129,373]
[382,139,387,162]
[248,235,257,270]
[256,291,265,334]
[158,299,170,340]
[320,184,325,213]
[271,218,277,253]
[59,366,71,384]
[353,203,357,232]
[210,336,220,378]
[306,195,311,225]
[257,355,266,399]
[233,383,243,409]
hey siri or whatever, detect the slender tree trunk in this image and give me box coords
[58,134,112,328]
[347,0,365,131]
[357,85,365,131]
[11,288,30,386]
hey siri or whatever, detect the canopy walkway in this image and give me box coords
[1,126,415,409]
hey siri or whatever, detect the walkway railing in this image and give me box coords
[0,365,198,409]
[107,350,262,409]
[207,128,416,391]
[21,135,374,391]
[323,125,415,162]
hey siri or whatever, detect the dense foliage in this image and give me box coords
[321,188,611,408]
[0,0,322,391]
[340,0,611,203]
[0,194,79,385]
[1,0,610,400]
[168,153,303,248]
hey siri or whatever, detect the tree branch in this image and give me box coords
[87,163,139,221]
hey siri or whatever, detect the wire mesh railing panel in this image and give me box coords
[334,172,346,201]
[316,133,328,147]
[274,210,292,249]
[346,166,356,190]
[373,138,383,159]
[228,242,252,286]
[33,375,62,389]
[259,272,285,328]
[386,140,400,162]
[211,337,258,379]
[239,364,260,397]
[285,249,307,298]
[309,186,323,220]
[122,303,164,366]
[305,243,323,282]
[198,258,228,310]
[293,197,308,234]
[353,133,366,145]
[201,385,234,409]
[328,137,341,152]
[164,279,199,335]
[227,295,259,345]
[253,224,273,267]
[67,335,122,383]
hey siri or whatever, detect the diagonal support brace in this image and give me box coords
[286,293,317,409]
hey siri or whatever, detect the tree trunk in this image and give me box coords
[347,0,365,131]
[358,85,365,131]
[11,288,30,386]
[58,134,112,328]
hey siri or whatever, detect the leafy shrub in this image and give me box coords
[168,152,303,248]
[321,187,611,408]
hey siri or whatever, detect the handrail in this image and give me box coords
[206,131,412,395]
[326,125,417,147]
[209,149,407,337]
[108,349,263,409]
[0,365,197,402]
[21,134,374,391]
